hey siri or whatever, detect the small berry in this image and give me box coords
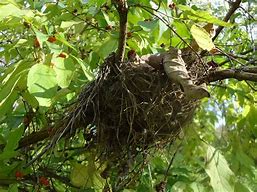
[39,176,50,186]
[127,50,137,61]
[34,38,40,48]
[58,52,67,58]
[207,60,218,69]
[47,128,53,135]
[169,3,176,9]
[23,116,30,126]
[47,36,56,43]
[105,25,112,30]
[209,48,219,54]
[23,21,31,28]
[127,32,132,38]
[15,171,24,180]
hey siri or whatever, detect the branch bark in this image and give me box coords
[114,0,128,63]
[212,0,242,41]
[199,68,257,84]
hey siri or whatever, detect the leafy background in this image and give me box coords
[0,0,256,191]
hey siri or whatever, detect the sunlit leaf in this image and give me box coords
[70,162,105,189]
[190,24,215,51]
[60,21,83,29]
[0,4,25,20]
[52,57,75,88]
[205,145,234,192]
[27,64,58,107]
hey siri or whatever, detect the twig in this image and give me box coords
[114,0,128,63]
[164,143,181,181]
[212,0,242,41]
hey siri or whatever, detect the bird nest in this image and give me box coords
[60,53,204,162]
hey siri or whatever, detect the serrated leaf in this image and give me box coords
[191,25,215,51]
[52,57,75,88]
[27,64,58,107]
[205,146,234,192]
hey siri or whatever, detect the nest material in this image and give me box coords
[65,53,204,159]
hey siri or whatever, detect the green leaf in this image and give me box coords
[34,29,48,48]
[60,21,83,29]
[0,89,19,117]
[173,20,191,39]
[27,64,58,107]
[205,146,234,192]
[0,126,24,160]
[234,182,252,192]
[0,4,25,21]
[8,184,18,192]
[0,61,32,101]
[97,37,118,59]
[52,57,75,88]
[70,162,105,189]
[70,55,94,81]
[20,90,39,108]
[138,20,158,32]
[177,5,233,27]
[55,33,77,52]
[190,25,215,51]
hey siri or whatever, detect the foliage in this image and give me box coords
[0,0,256,191]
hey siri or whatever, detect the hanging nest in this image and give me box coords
[59,52,207,162]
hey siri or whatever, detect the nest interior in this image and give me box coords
[62,53,205,160]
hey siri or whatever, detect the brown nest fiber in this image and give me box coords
[62,53,203,160]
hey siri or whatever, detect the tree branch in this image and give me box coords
[212,0,242,41]
[198,67,257,84]
[114,0,128,63]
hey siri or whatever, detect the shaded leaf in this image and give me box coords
[0,126,24,160]
[70,55,94,81]
[97,37,118,59]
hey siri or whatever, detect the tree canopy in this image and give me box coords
[0,0,257,191]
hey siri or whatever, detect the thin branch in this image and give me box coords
[240,45,257,55]
[114,0,128,63]
[212,0,242,41]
